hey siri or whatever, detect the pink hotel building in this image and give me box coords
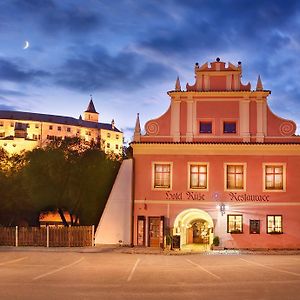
[96,58,300,250]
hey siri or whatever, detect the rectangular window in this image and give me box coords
[0,132,4,137]
[227,215,243,233]
[223,122,236,133]
[226,164,245,190]
[107,132,111,138]
[267,215,283,234]
[33,134,38,140]
[154,163,171,189]
[58,126,61,131]
[116,134,119,139]
[10,122,14,127]
[107,143,110,148]
[49,125,53,130]
[189,164,208,189]
[35,124,39,129]
[137,216,145,246]
[199,122,212,134]
[67,127,71,132]
[264,165,285,191]
[115,144,119,149]
[0,121,3,126]
[249,220,260,234]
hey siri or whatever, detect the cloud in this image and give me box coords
[54,46,175,92]
[0,58,50,83]
[0,103,18,111]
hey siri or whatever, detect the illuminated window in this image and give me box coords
[153,163,171,189]
[189,164,208,189]
[199,122,212,134]
[249,220,260,234]
[225,164,245,190]
[58,126,61,131]
[223,122,236,133]
[227,215,243,233]
[264,164,285,191]
[267,215,283,234]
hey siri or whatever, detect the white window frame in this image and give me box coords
[152,162,173,191]
[262,163,286,192]
[187,162,209,191]
[224,162,247,192]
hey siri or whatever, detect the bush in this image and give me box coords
[213,236,220,246]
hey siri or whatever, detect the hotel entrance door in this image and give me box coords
[189,219,209,244]
[148,216,164,247]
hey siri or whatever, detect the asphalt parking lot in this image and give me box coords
[0,249,300,300]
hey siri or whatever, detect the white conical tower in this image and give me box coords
[256,75,263,91]
[175,76,181,91]
[133,113,141,142]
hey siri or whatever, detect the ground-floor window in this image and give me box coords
[267,215,283,234]
[227,215,243,233]
[249,220,260,234]
[137,216,145,246]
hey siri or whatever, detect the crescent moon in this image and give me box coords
[23,41,30,50]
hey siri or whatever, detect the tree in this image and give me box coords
[22,138,121,226]
[0,148,30,225]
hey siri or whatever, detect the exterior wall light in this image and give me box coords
[216,203,228,216]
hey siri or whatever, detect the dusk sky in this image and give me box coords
[1,0,300,142]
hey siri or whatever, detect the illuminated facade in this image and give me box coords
[130,58,300,249]
[0,98,123,155]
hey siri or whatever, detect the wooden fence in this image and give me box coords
[0,226,94,247]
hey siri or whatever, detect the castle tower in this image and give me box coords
[83,96,99,123]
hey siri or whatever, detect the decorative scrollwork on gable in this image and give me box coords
[279,122,296,136]
[145,121,159,135]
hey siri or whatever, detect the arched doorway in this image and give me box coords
[173,208,214,249]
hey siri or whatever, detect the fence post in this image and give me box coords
[46,226,49,248]
[92,225,95,247]
[15,226,18,247]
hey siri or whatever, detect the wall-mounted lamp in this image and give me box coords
[216,203,229,216]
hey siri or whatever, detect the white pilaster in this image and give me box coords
[239,99,250,142]
[226,75,232,91]
[204,75,209,91]
[186,97,193,142]
[256,99,265,142]
[192,100,197,137]
[171,96,181,142]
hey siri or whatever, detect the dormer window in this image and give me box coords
[223,122,236,134]
[200,122,212,134]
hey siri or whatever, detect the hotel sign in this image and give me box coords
[228,192,270,202]
[164,191,270,202]
[165,191,205,201]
